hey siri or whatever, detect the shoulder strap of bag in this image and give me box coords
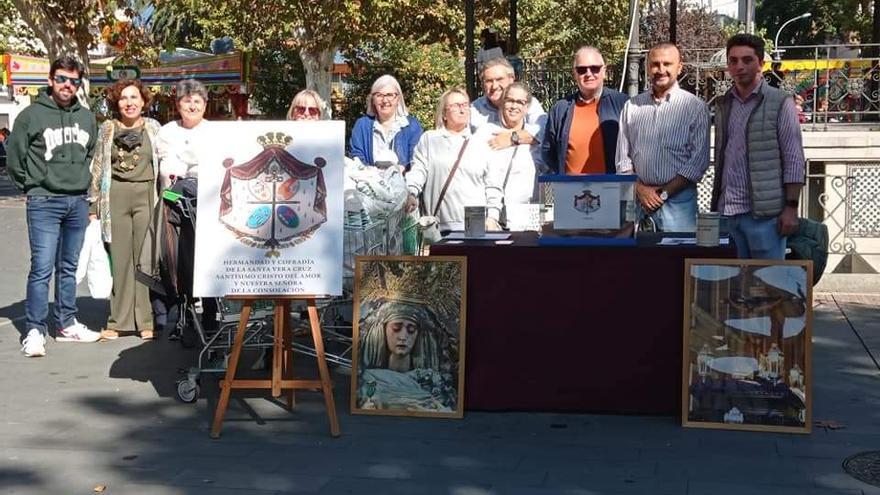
[501,145,519,191]
[432,138,470,217]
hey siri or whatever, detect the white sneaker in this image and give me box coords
[21,329,46,357]
[56,321,101,343]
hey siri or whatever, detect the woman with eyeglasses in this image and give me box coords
[349,74,423,170]
[286,89,327,121]
[405,88,503,233]
[153,79,216,340]
[471,82,544,229]
[88,79,162,340]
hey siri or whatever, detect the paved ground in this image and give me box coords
[1,172,880,495]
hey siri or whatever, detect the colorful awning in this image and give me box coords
[3,52,243,91]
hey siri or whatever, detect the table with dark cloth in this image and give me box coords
[430,231,736,415]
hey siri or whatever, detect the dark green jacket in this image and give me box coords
[6,87,97,196]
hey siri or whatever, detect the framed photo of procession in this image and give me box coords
[682,259,813,434]
[351,256,467,418]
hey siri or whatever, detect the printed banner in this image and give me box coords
[193,120,344,297]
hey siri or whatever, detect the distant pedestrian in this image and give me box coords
[6,55,103,357]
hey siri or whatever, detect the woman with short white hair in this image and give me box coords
[349,74,423,170]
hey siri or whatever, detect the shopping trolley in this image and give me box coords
[159,179,277,403]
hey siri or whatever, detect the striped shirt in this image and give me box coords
[719,82,806,216]
[615,84,710,186]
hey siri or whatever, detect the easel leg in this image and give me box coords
[307,298,340,437]
[271,301,286,398]
[284,302,295,410]
[211,302,253,439]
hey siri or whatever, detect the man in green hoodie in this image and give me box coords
[7,55,103,357]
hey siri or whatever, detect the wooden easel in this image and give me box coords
[210,295,340,439]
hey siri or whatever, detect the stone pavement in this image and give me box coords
[1,174,880,495]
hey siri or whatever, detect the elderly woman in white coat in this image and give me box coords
[405,88,502,233]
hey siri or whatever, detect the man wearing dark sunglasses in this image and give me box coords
[541,46,629,175]
[616,43,709,233]
[6,55,101,357]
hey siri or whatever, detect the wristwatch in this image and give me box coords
[785,199,799,208]
[510,130,520,146]
[656,188,669,201]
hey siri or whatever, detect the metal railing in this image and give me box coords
[520,44,880,129]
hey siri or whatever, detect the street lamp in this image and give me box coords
[774,12,812,60]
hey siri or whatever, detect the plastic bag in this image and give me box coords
[76,219,113,299]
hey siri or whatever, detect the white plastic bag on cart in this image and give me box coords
[76,219,113,299]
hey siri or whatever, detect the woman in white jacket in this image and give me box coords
[405,88,502,233]
[470,82,543,228]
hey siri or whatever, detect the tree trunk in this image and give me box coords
[299,46,336,118]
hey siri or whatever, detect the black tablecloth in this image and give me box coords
[431,232,736,415]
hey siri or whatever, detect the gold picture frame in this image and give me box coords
[682,258,813,434]
[351,256,467,418]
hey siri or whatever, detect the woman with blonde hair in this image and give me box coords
[405,88,502,233]
[349,74,423,169]
[286,89,328,121]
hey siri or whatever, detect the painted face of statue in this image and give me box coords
[384,318,419,358]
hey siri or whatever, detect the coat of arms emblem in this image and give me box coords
[573,189,601,214]
[219,132,328,256]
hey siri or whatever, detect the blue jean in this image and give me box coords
[725,213,787,260]
[640,185,698,232]
[25,194,89,334]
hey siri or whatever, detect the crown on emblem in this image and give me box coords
[257,132,293,149]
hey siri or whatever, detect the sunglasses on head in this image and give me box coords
[53,74,82,87]
[575,65,603,76]
[294,106,320,117]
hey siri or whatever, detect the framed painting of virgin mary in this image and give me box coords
[351,256,467,418]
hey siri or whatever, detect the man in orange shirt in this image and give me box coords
[541,46,629,175]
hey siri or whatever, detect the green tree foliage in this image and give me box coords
[641,0,728,52]
[250,47,307,119]
[757,0,872,47]
[518,0,630,60]
[0,0,45,55]
[7,0,98,69]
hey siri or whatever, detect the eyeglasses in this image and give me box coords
[372,92,399,101]
[294,106,320,117]
[504,98,528,107]
[53,74,82,87]
[575,65,604,76]
[445,102,469,110]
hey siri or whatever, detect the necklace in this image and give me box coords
[114,121,145,172]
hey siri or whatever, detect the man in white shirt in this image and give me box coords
[470,58,546,150]
[616,43,710,232]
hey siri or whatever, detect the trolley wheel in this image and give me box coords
[176,379,199,403]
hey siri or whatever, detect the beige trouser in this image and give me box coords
[107,180,154,332]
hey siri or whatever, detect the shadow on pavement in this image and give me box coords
[0,296,109,338]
